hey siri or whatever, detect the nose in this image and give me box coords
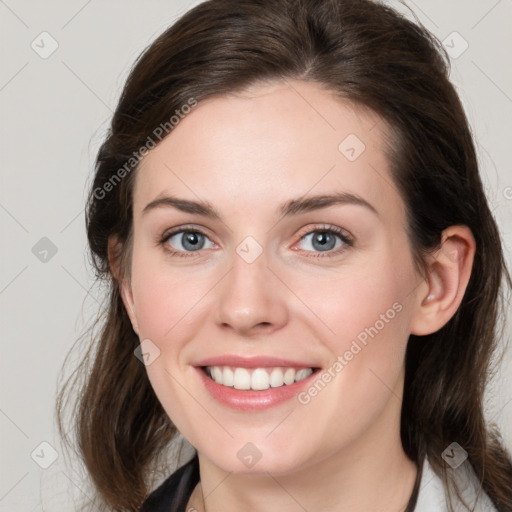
[214,247,289,337]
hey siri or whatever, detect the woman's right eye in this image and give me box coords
[161,229,216,256]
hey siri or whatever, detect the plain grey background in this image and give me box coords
[1,0,511,510]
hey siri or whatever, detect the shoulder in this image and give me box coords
[415,457,498,512]
[140,454,199,512]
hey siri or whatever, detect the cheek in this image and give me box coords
[128,249,211,433]
[291,283,413,457]
[129,246,209,344]
[297,255,414,356]
[297,251,416,407]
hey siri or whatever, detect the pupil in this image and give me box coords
[183,232,202,251]
[314,232,335,251]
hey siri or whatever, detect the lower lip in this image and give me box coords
[196,367,318,411]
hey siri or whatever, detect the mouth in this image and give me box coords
[193,356,322,411]
[202,365,317,391]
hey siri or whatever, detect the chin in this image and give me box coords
[197,440,315,476]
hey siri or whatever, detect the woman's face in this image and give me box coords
[122,80,426,475]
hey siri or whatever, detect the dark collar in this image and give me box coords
[140,453,200,512]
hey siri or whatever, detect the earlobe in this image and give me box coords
[410,225,476,336]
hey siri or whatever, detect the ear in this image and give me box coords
[108,235,140,336]
[410,225,476,336]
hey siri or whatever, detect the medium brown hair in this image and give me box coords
[56,0,512,510]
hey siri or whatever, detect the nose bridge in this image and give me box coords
[215,238,287,334]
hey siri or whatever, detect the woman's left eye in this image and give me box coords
[294,226,353,257]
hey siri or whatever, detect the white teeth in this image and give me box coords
[283,368,295,385]
[233,368,251,390]
[212,366,223,383]
[295,368,313,382]
[206,366,314,390]
[222,367,234,387]
[270,368,284,387]
[251,368,270,390]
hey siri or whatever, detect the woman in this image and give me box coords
[56,0,512,510]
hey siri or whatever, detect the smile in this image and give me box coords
[204,366,314,391]
[194,355,321,411]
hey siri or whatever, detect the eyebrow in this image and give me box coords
[142,191,379,219]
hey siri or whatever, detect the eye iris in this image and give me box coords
[313,232,336,251]
[182,232,203,251]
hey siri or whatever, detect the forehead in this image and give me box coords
[133,80,403,225]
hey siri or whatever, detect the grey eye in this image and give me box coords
[299,231,344,252]
[167,231,214,252]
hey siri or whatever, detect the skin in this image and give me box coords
[113,79,475,511]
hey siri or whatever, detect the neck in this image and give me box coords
[187,400,418,511]
[190,454,417,512]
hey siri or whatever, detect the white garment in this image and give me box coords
[415,458,498,511]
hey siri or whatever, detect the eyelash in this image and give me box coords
[159,224,354,259]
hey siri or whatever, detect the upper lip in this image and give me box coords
[194,355,320,369]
